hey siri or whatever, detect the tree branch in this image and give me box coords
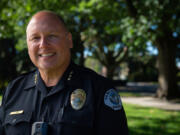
[124,0,138,18]
[116,46,128,63]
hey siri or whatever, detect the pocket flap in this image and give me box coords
[4,111,32,126]
[60,119,92,127]
[58,109,93,127]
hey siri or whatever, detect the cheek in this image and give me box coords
[59,47,71,56]
[28,46,38,58]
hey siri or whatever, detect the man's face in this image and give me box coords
[26,14,73,71]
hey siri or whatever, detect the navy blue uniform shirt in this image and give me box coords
[0,62,128,135]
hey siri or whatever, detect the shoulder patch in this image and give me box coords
[104,89,122,110]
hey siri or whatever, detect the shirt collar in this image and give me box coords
[23,62,81,92]
[47,62,73,96]
[23,70,37,90]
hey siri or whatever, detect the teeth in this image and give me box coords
[41,53,54,57]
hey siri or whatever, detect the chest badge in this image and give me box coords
[70,89,86,110]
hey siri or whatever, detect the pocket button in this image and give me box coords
[12,119,16,124]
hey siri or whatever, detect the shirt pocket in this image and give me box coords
[4,111,32,135]
[57,106,94,135]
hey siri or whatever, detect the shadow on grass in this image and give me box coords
[125,104,180,135]
[128,116,180,135]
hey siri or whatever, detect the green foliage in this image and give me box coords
[124,103,180,135]
[0,0,179,92]
[121,0,180,48]
[85,57,102,73]
[119,92,142,97]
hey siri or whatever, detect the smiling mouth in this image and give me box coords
[39,53,55,57]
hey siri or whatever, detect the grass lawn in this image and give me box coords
[124,103,180,135]
[119,92,142,97]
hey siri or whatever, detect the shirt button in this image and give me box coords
[12,119,16,123]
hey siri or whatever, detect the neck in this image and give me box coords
[39,62,70,87]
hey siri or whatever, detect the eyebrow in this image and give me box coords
[28,31,62,38]
[28,33,39,38]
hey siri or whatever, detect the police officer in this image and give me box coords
[0,11,128,135]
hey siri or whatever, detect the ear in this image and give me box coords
[67,32,73,49]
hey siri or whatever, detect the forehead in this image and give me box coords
[27,14,65,35]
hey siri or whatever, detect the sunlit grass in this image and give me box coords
[123,103,180,135]
[119,92,142,97]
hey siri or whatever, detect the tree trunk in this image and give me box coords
[79,44,85,66]
[106,66,116,79]
[156,40,180,99]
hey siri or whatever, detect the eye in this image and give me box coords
[30,36,40,41]
[48,34,58,40]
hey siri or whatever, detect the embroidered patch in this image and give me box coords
[104,89,122,110]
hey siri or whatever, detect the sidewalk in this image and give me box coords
[121,96,180,111]
[118,82,180,111]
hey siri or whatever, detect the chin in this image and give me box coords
[38,64,55,71]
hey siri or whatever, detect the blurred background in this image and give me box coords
[0,0,180,134]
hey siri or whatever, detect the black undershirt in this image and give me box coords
[46,86,53,93]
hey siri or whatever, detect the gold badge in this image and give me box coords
[9,110,24,115]
[70,89,86,110]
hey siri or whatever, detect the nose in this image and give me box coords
[39,37,49,48]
